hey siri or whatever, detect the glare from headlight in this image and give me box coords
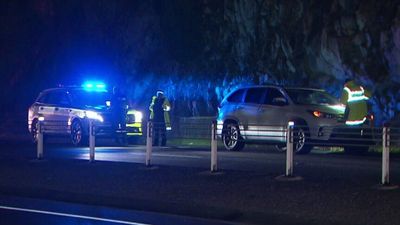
[330,104,346,113]
[134,111,143,123]
[85,111,104,122]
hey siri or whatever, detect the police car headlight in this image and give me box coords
[134,111,143,123]
[85,111,104,122]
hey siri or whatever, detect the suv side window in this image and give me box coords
[227,89,245,103]
[264,88,287,106]
[244,88,265,104]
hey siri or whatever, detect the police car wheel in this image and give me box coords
[71,120,84,146]
[31,119,39,143]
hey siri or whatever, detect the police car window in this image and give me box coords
[45,91,70,105]
[44,92,58,105]
[244,88,265,104]
[57,93,70,105]
[264,88,286,105]
[70,90,111,108]
[227,89,245,103]
[37,93,48,103]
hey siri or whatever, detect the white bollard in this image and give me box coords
[382,126,390,185]
[286,121,294,177]
[146,121,153,167]
[89,120,95,162]
[37,120,44,160]
[211,121,218,172]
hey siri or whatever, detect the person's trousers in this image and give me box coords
[153,122,166,146]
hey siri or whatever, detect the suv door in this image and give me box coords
[241,88,267,140]
[222,88,246,121]
[258,87,289,142]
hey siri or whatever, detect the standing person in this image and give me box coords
[340,78,371,126]
[149,90,171,146]
[112,86,128,144]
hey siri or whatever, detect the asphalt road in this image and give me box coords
[1,140,400,225]
[3,140,400,176]
[0,195,233,225]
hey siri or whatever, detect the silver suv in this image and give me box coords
[28,85,127,145]
[217,85,346,154]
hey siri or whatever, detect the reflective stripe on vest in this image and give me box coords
[344,86,369,103]
[345,117,366,126]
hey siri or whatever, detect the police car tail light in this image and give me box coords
[85,111,104,122]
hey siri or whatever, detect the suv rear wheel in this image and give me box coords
[222,122,244,151]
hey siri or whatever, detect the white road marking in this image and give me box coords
[0,205,152,225]
[152,153,203,159]
[79,152,203,159]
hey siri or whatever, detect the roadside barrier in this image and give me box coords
[28,115,400,188]
[145,121,153,167]
[382,126,390,185]
[211,121,218,172]
[36,117,44,160]
[89,120,95,162]
[286,121,294,177]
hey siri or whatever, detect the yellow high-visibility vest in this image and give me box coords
[340,81,370,125]
[149,96,171,129]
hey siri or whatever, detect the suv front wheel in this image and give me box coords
[275,126,313,154]
[222,122,244,151]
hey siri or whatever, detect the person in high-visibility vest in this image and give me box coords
[340,79,371,126]
[149,90,171,146]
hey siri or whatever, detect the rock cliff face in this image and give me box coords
[1,1,399,122]
[218,0,400,122]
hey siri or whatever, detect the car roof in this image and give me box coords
[231,85,325,92]
[40,86,109,94]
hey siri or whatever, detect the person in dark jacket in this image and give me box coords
[112,86,128,144]
[149,90,171,146]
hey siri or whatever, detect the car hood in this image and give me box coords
[303,104,346,115]
[82,105,111,113]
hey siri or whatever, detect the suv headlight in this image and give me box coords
[85,111,104,122]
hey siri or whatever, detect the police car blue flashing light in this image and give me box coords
[82,82,107,92]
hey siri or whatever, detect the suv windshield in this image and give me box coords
[70,90,111,109]
[286,89,339,105]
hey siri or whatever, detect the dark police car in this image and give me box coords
[28,82,133,145]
